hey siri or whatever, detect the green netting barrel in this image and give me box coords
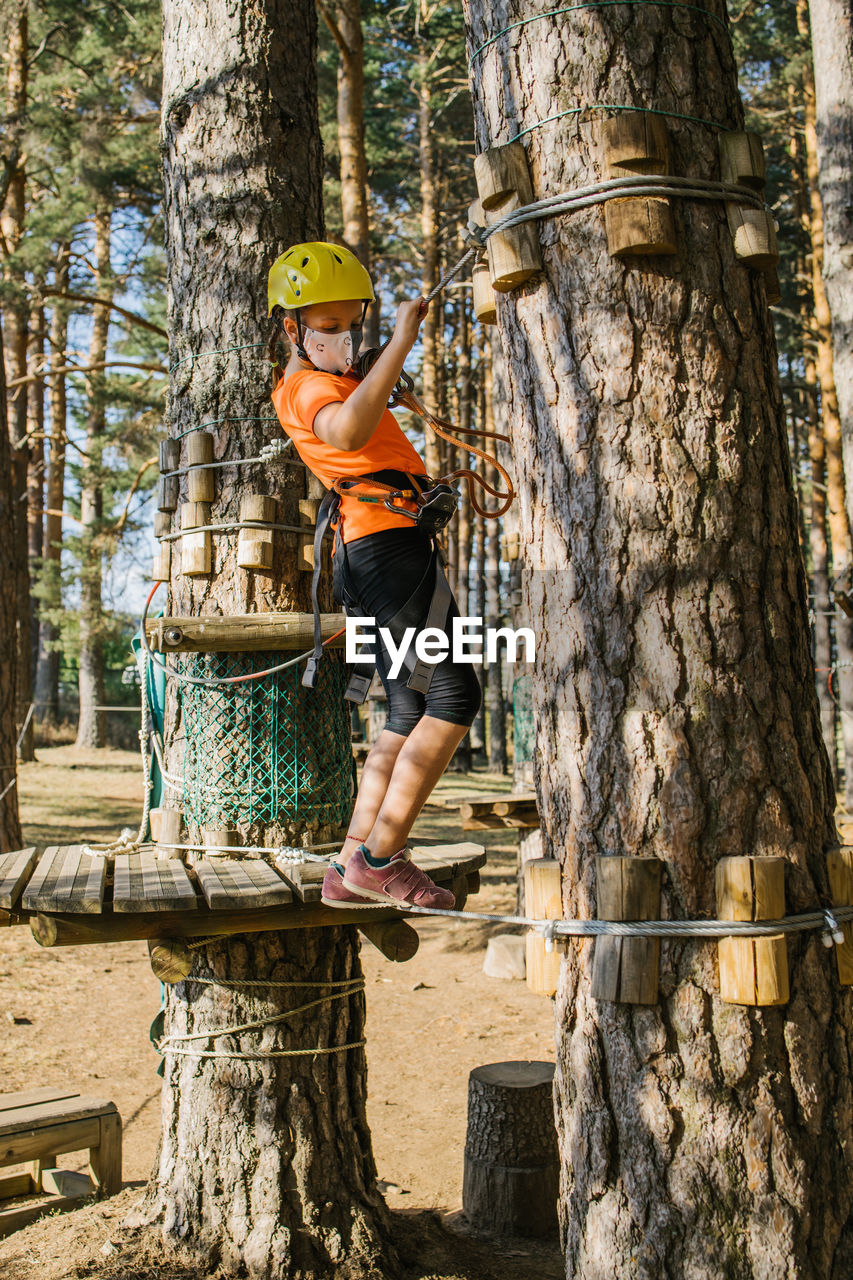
[178,649,352,830]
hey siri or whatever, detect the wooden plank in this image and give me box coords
[0,1117,102,1162]
[0,848,38,910]
[144,611,347,653]
[40,846,84,912]
[156,855,199,911]
[236,859,293,907]
[0,1192,93,1238]
[0,1095,117,1138]
[212,860,268,906]
[0,1087,82,1115]
[139,849,164,906]
[26,845,75,912]
[195,858,293,911]
[0,1172,35,1198]
[195,859,243,910]
[21,847,63,911]
[68,851,107,914]
[112,854,132,910]
[114,852,178,913]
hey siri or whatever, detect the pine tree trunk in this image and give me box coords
[807,377,838,787]
[27,302,46,698]
[35,246,70,728]
[787,84,838,788]
[75,208,112,750]
[469,343,488,760]
[808,0,853,537]
[463,2,853,1273]
[451,290,473,771]
[418,38,440,477]
[483,341,507,774]
[125,4,396,1276]
[321,0,379,347]
[0,316,22,853]
[1,0,33,767]
[797,0,853,807]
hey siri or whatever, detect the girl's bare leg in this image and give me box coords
[338,729,407,862]
[338,715,470,865]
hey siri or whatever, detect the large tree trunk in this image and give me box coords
[463,2,853,1275]
[125,3,396,1276]
[808,0,853,537]
[1,0,33,765]
[35,245,70,729]
[75,207,112,750]
[0,315,22,852]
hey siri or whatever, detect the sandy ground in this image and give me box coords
[0,746,564,1280]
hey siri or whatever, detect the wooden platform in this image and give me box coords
[0,842,487,948]
[434,792,540,831]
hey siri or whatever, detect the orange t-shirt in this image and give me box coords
[270,368,428,546]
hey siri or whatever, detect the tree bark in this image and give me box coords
[126,3,396,1276]
[75,207,112,750]
[35,245,71,728]
[463,1,853,1274]
[808,0,853,537]
[0,314,22,852]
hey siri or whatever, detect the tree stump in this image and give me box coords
[462,1060,558,1237]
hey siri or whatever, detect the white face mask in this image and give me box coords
[301,324,363,375]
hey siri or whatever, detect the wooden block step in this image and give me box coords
[113,851,198,913]
[0,848,38,911]
[194,858,293,910]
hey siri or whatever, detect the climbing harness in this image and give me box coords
[302,469,456,703]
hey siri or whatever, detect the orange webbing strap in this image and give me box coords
[394,390,515,519]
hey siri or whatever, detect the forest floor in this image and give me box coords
[0,745,564,1280]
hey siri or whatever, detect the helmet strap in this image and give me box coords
[293,308,311,363]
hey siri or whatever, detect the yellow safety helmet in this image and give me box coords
[267,241,375,314]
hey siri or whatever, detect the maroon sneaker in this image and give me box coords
[320,862,377,909]
[341,845,456,910]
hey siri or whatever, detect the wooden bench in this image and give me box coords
[0,1087,122,1236]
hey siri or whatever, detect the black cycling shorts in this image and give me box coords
[339,525,482,737]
